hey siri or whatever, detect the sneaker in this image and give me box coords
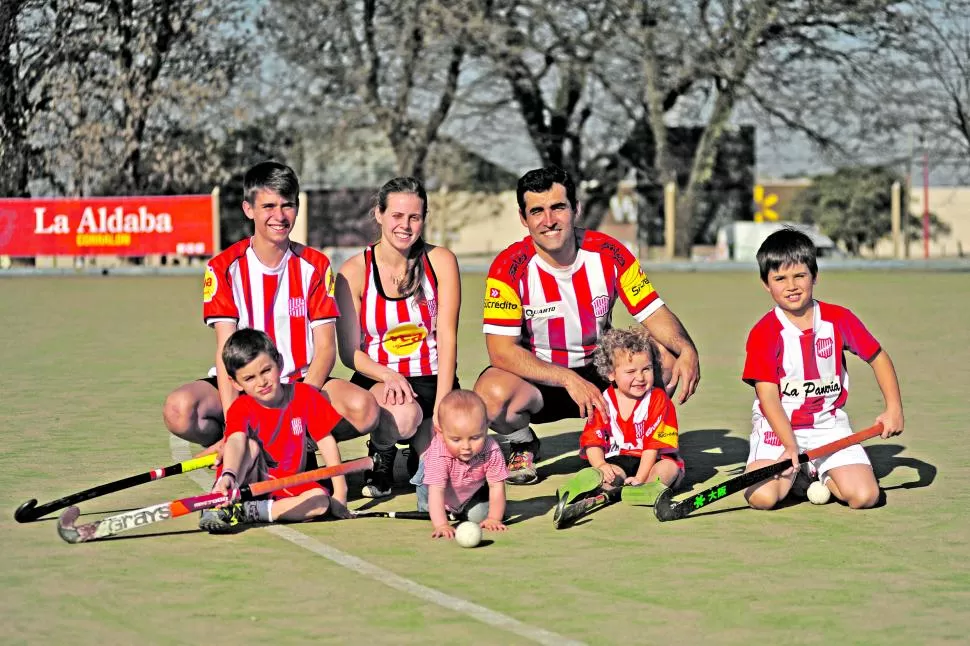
[506,435,541,485]
[199,503,248,534]
[361,441,396,498]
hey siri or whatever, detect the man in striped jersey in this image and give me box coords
[162,162,380,457]
[474,166,700,485]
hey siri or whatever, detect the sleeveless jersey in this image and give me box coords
[359,245,439,376]
[483,230,663,368]
[579,386,680,459]
[742,300,881,430]
[203,239,339,382]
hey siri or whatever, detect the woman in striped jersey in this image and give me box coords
[335,177,462,498]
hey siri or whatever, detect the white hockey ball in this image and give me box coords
[454,521,482,548]
[807,481,832,505]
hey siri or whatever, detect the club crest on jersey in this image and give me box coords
[203,266,217,303]
[816,337,834,359]
[591,295,609,317]
[288,297,307,317]
[634,422,645,439]
[382,322,428,356]
[426,297,438,319]
[291,418,304,436]
[524,302,562,320]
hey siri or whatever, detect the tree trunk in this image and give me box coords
[0,0,29,197]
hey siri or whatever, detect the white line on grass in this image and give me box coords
[170,436,585,646]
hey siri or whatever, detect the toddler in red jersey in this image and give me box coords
[409,390,509,539]
[557,327,685,512]
[199,329,352,533]
[742,228,904,510]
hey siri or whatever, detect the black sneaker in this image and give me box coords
[361,441,396,498]
[506,435,541,485]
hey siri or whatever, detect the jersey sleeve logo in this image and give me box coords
[619,261,654,307]
[483,277,521,320]
[203,265,218,303]
[382,322,428,356]
[324,265,335,296]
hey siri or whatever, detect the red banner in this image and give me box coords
[0,195,214,256]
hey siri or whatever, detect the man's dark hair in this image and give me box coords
[222,328,283,379]
[756,227,818,282]
[516,165,577,212]
[243,161,300,205]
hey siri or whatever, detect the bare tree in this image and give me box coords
[267,0,481,179]
[467,1,912,255]
[5,0,254,197]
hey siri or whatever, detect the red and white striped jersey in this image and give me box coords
[483,230,664,368]
[203,239,339,382]
[579,386,680,459]
[359,245,439,377]
[742,300,881,430]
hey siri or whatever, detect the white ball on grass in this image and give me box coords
[454,521,482,548]
[807,481,832,505]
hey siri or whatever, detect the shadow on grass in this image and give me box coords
[678,428,750,490]
[869,444,937,491]
[505,495,558,525]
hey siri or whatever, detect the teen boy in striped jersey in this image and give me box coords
[162,161,379,457]
[474,166,700,484]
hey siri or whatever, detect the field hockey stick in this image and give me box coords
[653,423,884,522]
[554,488,621,529]
[14,453,218,523]
[57,456,373,544]
[351,510,431,520]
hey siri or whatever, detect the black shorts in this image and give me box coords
[480,364,611,425]
[349,372,459,421]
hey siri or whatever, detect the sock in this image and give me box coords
[244,500,273,523]
[330,418,362,442]
[505,427,535,444]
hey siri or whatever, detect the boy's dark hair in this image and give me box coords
[222,328,282,379]
[243,161,300,205]
[756,227,818,282]
[516,165,577,212]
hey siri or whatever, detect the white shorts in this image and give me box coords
[747,410,871,481]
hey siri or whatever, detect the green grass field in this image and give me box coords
[1,270,968,645]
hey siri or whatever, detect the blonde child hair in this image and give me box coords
[592,327,658,382]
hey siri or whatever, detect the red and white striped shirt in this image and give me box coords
[483,230,664,368]
[359,245,439,377]
[742,300,881,430]
[203,239,339,382]
[421,433,508,512]
[579,386,680,459]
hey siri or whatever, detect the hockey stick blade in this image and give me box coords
[554,489,618,529]
[654,423,884,522]
[57,456,373,543]
[16,453,217,523]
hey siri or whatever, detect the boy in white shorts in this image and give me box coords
[741,228,904,510]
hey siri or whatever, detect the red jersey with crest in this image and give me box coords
[203,239,339,382]
[579,386,680,459]
[742,300,881,430]
[223,382,341,479]
[359,245,439,377]
[483,230,663,368]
